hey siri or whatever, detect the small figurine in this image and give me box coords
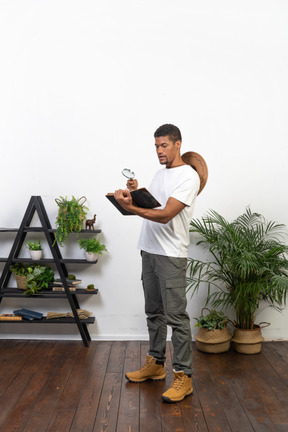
[85,214,96,230]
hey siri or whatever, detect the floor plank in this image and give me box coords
[191,345,233,432]
[45,341,97,432]
[203,349,254,432]
[92,372,122,432]
[139,341,164,432]
[0,340,287,432]
[70,341,112,432]
[24,341,84,432]
[1,341,59,432]
[0,341,47,430]
[117,342,140,432]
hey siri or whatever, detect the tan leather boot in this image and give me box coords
[162,370,193,403]
[125,354,166,383]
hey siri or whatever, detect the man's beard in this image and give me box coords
[159,157,168,165]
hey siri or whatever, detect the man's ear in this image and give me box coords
[175,140,181,149]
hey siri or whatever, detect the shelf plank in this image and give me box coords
[0,288,98,298]
[26,228,102,233]
[1,258,97,264]
[0,317,95,324]
[11,258,98,264]
[0,228,102,233]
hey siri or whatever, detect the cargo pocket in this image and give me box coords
[165,277,187,313]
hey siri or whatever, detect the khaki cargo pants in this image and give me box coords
[141,251,193,375]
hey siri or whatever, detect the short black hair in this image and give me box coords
[154,124,182,143]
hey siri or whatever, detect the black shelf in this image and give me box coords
[0,196,101,346]
[0,258,98,264]
[0,288,99,298]
[0,317,95,324]
[11,258,98,264]
[0,228,101,233]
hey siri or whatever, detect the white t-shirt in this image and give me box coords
[137,165,200,258]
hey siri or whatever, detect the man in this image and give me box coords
[114,124,200,403]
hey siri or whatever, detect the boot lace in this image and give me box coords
[171,374,185,391]
[138,357,153,372]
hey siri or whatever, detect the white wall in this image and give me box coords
[0,0,287,341]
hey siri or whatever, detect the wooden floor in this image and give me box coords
[0,340,288,432]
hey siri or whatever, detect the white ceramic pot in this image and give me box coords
[29,250,43,260]
[85,252,98,262]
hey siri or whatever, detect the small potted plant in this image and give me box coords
[78,238,107,262]
[54,196,89,246]
[27,240,42,260]
[10,263,28,290]
[85,283,97,292]
[10,263,54,295]
[194,308,232,353]
[25,264,55,296]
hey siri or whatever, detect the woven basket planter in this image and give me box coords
[232,325,266,354]
[195,327,232,353]
[15,275,27,290]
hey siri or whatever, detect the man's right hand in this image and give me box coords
[126,179,138,191]
[114,189,134,213]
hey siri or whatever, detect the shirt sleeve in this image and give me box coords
[171,173,200,206]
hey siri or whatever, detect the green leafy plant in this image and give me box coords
[86,284,95,290]
[78,238,107,254]
[68,274,76,280]
[27,240,42,251]
[10,263,54,295]
[10,263,27,276]
[25,265,55,296]
[187,207,288,330]
[195,309,229,331]
[54,196,89,246]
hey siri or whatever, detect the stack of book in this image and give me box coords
[0,309,44,321]
[52,278,82,292]
[14,309,43,320]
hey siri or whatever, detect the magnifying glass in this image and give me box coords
[122,168,135,180]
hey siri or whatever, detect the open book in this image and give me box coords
[106,188,161,215]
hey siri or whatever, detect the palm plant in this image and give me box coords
[187,207,288,329]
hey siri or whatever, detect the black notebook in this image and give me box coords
[106,188,161,215]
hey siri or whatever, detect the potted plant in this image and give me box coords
[78,238,107,262]
[85,283,97,292]
[10,263,28,290]
[187,207,288,354]
[10,263,55,295]
[54,196,89,246]
[25,265,55,296]
[27,240,42,260]
[194,308,232,353]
